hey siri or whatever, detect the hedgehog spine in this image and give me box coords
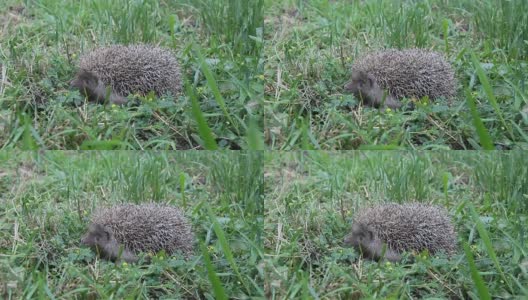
[343,203,457,262]
[72,44,182,102]
[81,203,194,263]
[344,49,456,109]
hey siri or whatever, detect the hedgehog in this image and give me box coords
[344,49,457,109]
[343,203,457,262]
[71,44,182,104]
[81,203,194,263]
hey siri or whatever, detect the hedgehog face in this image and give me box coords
[344,71,383,106]
[70,70,104,103]
[344,223,375,247]
[81,223,114,250]
[345,70,402,109]
[344,70,376,95]
[70,70,99,92]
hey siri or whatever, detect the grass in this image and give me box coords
[0,0,264,149]
[1,151,527,298]
[264,151,528,299]
[264,0,528,149]
[2,0,527,150]
[0,151,264,298]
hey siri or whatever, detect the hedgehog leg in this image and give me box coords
[101,241,138,263]
[380,92,402,109]
[357,73,402,109]
[108,92,128,105]
[381,247,402,262]
[359,239,401,262]
[97,85,128,105]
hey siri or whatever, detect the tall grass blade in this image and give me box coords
[186,80,218,150]
[200,241,228,300]
[190,0,264,56]
[470,51,512,138]
[80,140,126,150]
[194,44,238,134]
[358,145,402,150]
[465,88,494,150]
[443,18,450,55]
[206,204,250,293]
[468,203,513,293]
[463,242,491,300]
[179,172,187,209]
[21,113,38,150]
[246,117,264,150]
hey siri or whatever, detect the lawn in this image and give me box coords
[264,0,528,149]
[0,151,264,298]
[264,151,528,298]
[0,0,264,150]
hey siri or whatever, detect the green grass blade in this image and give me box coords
[442,172,449,203]
[194,43,239,135]
[300,118,315,150]
[246,117,264,150]
[79,140,126,150]
[200,241,228,300]
[358,145,403,150]
[179,172,187,209]
[443,18,450,55]
[21,113,38,150]
[186,80,218,150]
[206,204,250,293]
[465,88,494,149]
[470,51,512,138]
[468,203,513,293]
[463,242,492,300]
